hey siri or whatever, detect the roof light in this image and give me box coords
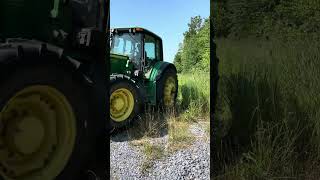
[135,28,143,32]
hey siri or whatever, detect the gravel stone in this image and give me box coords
[110,123,210,180]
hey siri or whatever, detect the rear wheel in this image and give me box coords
[156,68,178,109]
[110,75,141,128]
[0,63,94,180]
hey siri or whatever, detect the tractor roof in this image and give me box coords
[111,27,162,41]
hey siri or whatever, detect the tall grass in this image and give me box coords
[177,73,210,121]
[214,38,320,179]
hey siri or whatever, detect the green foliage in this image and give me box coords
[213,0,320,40]
[173,16,210,73]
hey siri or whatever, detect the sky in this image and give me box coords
[110,0,210,63]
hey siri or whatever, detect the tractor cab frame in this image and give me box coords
[110,27,164,76]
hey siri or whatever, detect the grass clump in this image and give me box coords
[177,73,210,122]
[214,38,320,179]
[168,117,195,152]
[140,140,165,173]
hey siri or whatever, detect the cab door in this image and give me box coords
[143,34,162,74]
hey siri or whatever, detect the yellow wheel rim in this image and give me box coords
[0,85,76,180]
[163,76,177,107]
[110,88,135,122]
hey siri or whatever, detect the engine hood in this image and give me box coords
[110,53,133,74]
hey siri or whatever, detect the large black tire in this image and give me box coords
[156,67,178,109]
[110,75,142,129]
[0,62,98,180]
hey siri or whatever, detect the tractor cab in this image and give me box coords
[110,27,163,76]
[109,27,178,129]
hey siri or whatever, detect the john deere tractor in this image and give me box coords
[0,0,109,179]
[110,27,178,128]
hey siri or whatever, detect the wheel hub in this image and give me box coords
[114,97,125,111]
[0,85,76,180]
[12,116,45,155]
[110,88,135,122]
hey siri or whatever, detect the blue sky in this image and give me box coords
[110,0,210,63]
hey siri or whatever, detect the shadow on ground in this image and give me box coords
[110,107,170,142]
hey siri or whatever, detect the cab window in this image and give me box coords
[144,34,161,61]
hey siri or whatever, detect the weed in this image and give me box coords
[168,118,195,152]
[140,140,165,173]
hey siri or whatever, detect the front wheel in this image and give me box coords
[110,75,142,129]
[0,63,95,180]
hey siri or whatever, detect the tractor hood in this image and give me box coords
[111,53,128,61]
[110,53,133,74]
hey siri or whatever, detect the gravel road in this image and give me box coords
[110,122,210,180]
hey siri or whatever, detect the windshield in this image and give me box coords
[111,33,142,68]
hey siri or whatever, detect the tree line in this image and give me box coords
[174,16,210,73]
[173,0,320,73]
[213,0,320,40]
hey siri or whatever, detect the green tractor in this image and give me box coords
[109,27,178,128]
[0,0,109,179]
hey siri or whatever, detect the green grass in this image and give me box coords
[214,38,320,179]
[177,73,210,122]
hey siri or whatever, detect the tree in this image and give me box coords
[211,0,320,40]
[174,16,210,73]
[173,43,183,73]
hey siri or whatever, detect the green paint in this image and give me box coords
[110,53,133,75]
[0,0,85,57]
[145,80,157,105]
[50,0,60,18]
[144,61,169,105]
[148,61,171,81]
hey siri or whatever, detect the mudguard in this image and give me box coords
[145,61,177,105]
[149,61,177,82]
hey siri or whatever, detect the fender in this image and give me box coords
[110,73,147,104]
[149,61,177,82]
[145,61,177,105]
